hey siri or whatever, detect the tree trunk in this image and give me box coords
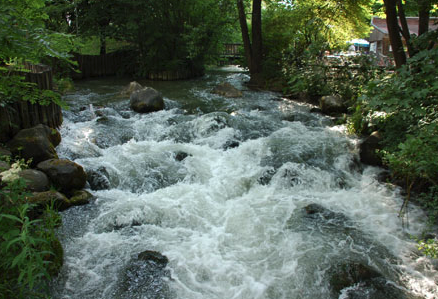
[237,0,252,71]
[418,0,431,36]
[100,33,107,55]
[396,0,416,57]
[250,0,263,84]
[384,0,406,68]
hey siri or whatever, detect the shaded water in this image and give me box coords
[51,66,437,299]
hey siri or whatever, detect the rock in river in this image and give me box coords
[130,87,165,113]
[37,159,87,194]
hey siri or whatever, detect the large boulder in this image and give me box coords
[7,124,60,166]
[319,95,347,115]
[359,131,383,166]
[130,87,165,113]
[37,159,87,194]
[212,82,243,98]
[18,169,50,192]
[121,81,143,97]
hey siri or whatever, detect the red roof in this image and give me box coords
[371,16,438,36]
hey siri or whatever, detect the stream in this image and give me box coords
[50,66,438,299]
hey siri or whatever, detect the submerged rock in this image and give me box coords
[212,82,243,98]
[223,140,240,150]
[69,190,93,206]
[175,151,190,162]
[287,203,351,230]
[116,250,172,299]
[130,87,165,113]
[329,262,381,293]
[86,166,111,190]
[37,159,87,194]
[329,261,411,299]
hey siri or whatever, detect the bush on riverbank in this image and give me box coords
[347,46,438,257]
[0,158,62,298]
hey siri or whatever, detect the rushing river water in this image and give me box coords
[50,66,437,299]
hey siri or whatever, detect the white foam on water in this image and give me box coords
[52,76,438,299]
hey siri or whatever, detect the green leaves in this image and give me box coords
[0,0,74,64]
[0,176,61,298]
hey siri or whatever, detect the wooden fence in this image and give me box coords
[0,64,63,143]
[20,63,54,90]
[146,66,204,81]
[72,51,130,79]
[223,43,242,56]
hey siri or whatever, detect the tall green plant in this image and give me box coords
[0,175,62,298]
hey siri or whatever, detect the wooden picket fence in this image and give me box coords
[72,51,130,79]
[0,64,62,143]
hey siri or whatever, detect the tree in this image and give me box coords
[382,0,437,68]
[101,0,236,75]
[0,0,73,64]
[384,0,407,67]
[260,0,372,81]
[237,0,263,86]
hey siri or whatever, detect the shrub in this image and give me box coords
[0,173,62,298]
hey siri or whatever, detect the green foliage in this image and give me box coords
[0,70,67,108]
[72,0,237,74]
[350,44,438,231]
[361,46,438,153]
[0,176,62,298]
[262,0,373,81]
[284,54,382,103]
[417,238,438,259]
[0,0,75,64]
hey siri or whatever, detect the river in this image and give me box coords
[50,66,438,299]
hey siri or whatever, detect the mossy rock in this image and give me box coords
[7,125,60,166]
[69,190,93,206]
[37,159,87,195]
[29,190,71,211]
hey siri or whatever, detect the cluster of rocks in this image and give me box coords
[0,124,92,211]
